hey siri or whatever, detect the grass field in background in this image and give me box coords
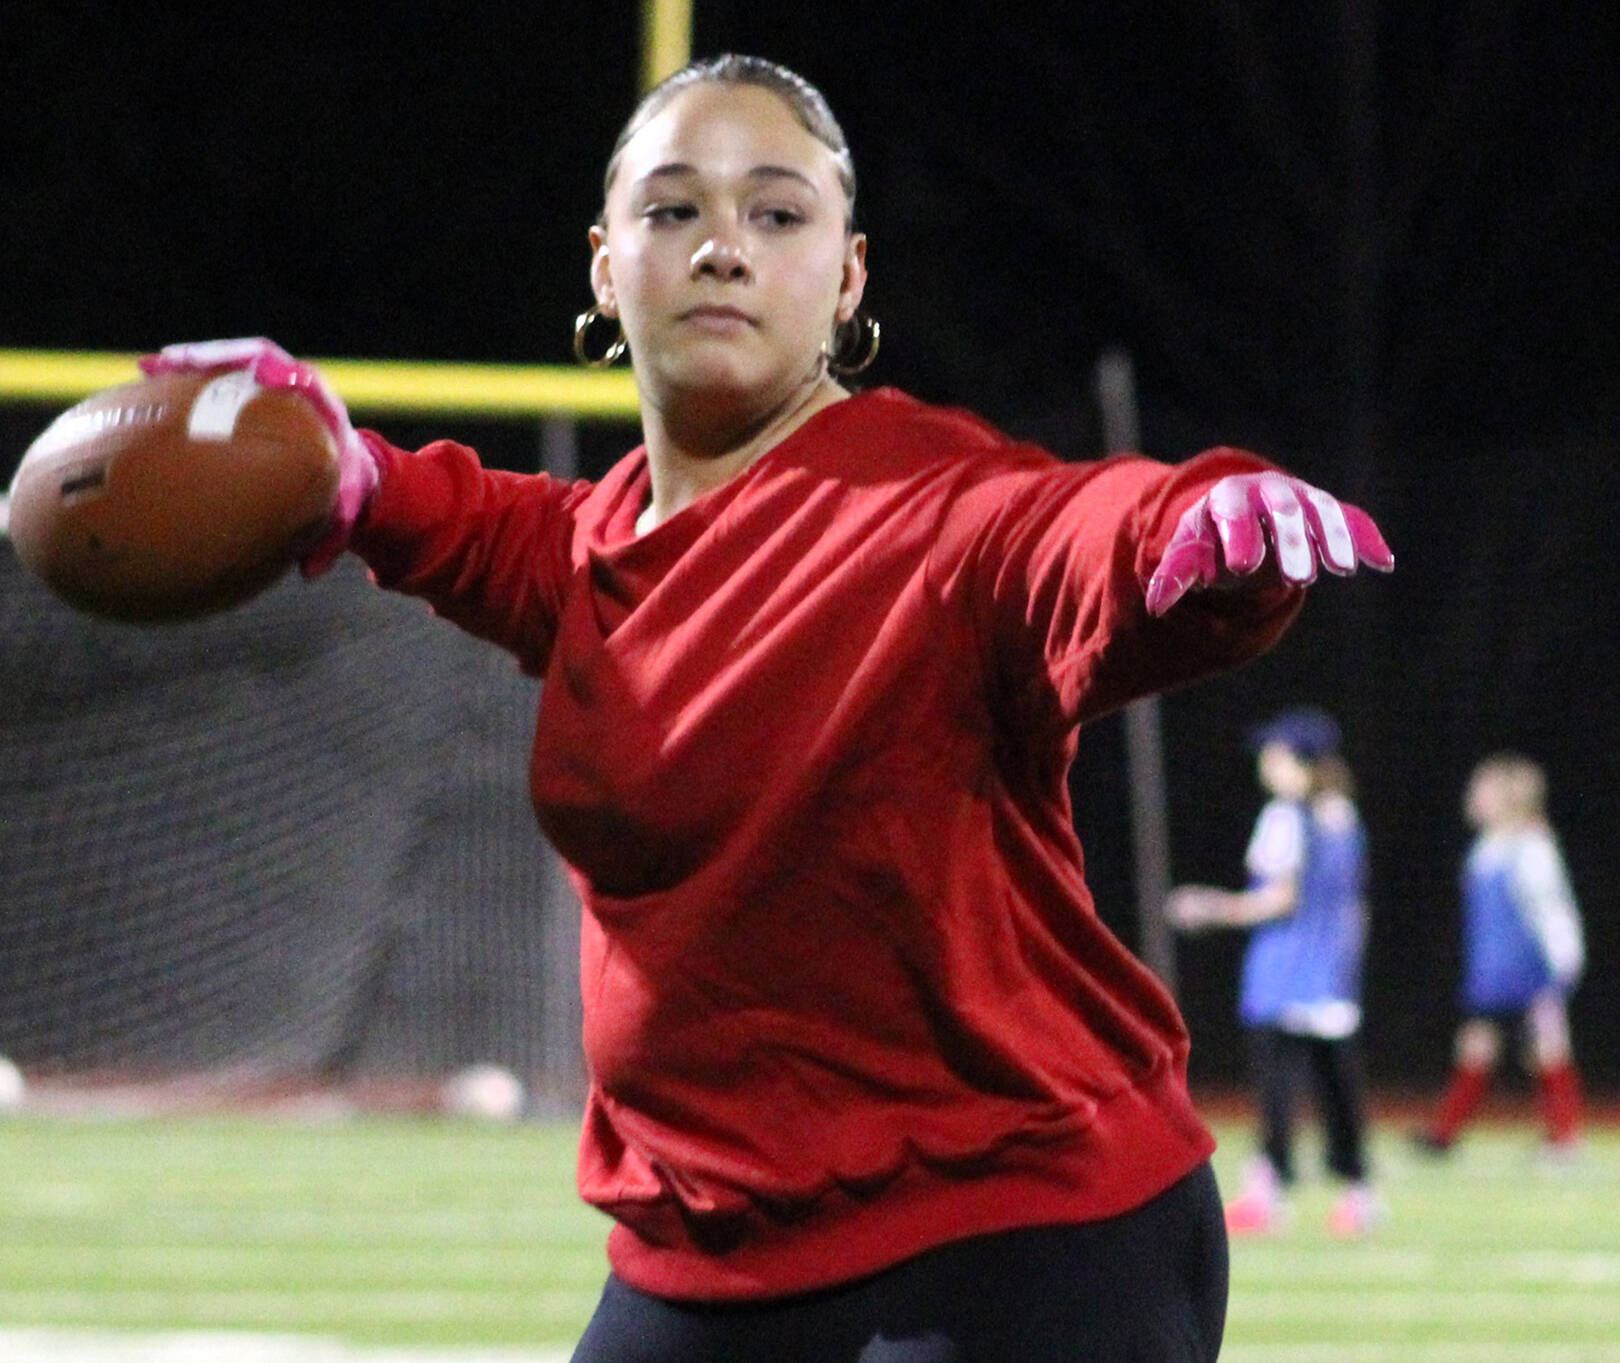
[1211,1123,1620,1363]
[0,1116,605,1350]
[1,1112,1617,1358]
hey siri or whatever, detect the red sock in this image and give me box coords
[1538,1062,1582,1146]
[1431,1063,1491,1143]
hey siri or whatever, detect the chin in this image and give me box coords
[662,356,771,401]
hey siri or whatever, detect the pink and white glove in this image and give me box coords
[1145,470,1393,617]
[138,338,379,577]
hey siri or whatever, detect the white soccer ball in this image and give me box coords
[441,1063,526,1122]
[0,1054,25,1112]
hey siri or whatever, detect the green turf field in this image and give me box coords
[0,1114,1616,1358]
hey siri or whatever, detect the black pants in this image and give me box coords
[570,1162,1227,1362]
[1248,1026,1368,1184]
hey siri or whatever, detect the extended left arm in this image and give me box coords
[1166,877,1298,931]
[933,447,1393,733]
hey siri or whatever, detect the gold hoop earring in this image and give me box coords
[573,304,627,367]
[827,310,881,377]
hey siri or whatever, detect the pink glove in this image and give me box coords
[1145,470,1393,617]
[138,338,379,577]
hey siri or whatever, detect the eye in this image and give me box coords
[643,203,698,225]
[754,205,808,230]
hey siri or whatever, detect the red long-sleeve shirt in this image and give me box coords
[351,387,1301,1300]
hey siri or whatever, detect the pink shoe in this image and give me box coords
[1327,1184,1385,1237]
[1224,1157,1285,1236]
[1224,1191,1284,1236]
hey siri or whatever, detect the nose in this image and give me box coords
[690,234,750,281]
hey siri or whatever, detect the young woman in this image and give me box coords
[144,54,1392,1363]
[1166,708,1381,1239]
[1414,752,1585,1159]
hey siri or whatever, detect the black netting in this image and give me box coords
[0,546,582,1094]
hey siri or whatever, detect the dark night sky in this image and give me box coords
[4,1,1618,1087]
[7,2,1616,446]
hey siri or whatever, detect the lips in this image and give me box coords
[680,304,756,326]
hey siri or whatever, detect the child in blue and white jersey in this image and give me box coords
[1168,706,1381,1237]
[1415,753,1585,1157]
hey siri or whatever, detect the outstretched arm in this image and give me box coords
[138,337,586,675]
[139,338,379,576]
[1165,877,1298,931]
[1145,470,1393,617]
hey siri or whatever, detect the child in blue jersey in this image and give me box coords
[1168,707,1381,1237]
[1414,752,1585,1157]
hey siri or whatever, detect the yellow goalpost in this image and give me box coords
[0,0,693,427]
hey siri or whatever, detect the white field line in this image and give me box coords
[1232,1287,1620,1324]
[1237,1249,1620,1288]
[7,1329,1617,1363]
[1221,1347,1620,1363]
[0,1290,602,1330]
[0,1330,572,1363]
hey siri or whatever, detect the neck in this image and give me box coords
[637,373,848,530]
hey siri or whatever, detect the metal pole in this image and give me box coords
[1094,350,1178,994]
[539,417,581,481]
[1124,696,1176,993]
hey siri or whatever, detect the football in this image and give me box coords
[5,368,341,622]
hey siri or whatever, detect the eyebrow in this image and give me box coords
[636,162,821,194]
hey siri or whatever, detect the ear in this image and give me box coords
[588,225,617,315]
[834,233,868,323]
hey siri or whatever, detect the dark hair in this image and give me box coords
[1248,706,1341,761]
[1309,752,1357,800]
[598,54,857,230]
